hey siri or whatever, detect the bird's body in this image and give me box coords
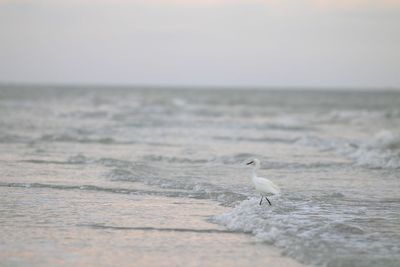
[252,176,281,195]
[247,158,280,205]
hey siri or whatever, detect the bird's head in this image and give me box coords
[246,158,260,169]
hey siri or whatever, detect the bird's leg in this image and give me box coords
[259,196,263,205]
[265,196,272,206]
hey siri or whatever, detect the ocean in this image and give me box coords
[1,85,400,267]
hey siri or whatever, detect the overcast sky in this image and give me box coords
[0,0,399,88]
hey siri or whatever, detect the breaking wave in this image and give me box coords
[213,197,400,267]
[297,130,400,169]
[326,109,400,124]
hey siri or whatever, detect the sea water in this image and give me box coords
[1,86,399,267]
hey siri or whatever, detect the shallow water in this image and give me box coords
[1,185,308,267]
[1,86,400,266]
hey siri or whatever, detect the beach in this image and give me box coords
[1,86,400,267]
[1,187,305,267]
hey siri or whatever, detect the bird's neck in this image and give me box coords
[252,168,258,179]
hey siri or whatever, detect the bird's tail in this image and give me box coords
[270,183,281,195]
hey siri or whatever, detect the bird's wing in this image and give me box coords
[257,178,281,195]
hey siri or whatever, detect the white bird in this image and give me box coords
[246,158,280,206]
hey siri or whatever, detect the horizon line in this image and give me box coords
[0,81,399,92]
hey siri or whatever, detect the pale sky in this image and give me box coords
[0,0,399,88]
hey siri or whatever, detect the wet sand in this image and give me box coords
[1,187,306,267]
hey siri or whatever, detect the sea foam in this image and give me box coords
[297,130,400,169]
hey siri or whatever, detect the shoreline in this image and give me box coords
[1,186,307,267]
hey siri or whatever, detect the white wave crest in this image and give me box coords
[326,110,400,124]
[212,197,393,267]
[296,130,400,169]
[366,130,400,150]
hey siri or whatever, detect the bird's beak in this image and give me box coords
[246,161,254,165]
